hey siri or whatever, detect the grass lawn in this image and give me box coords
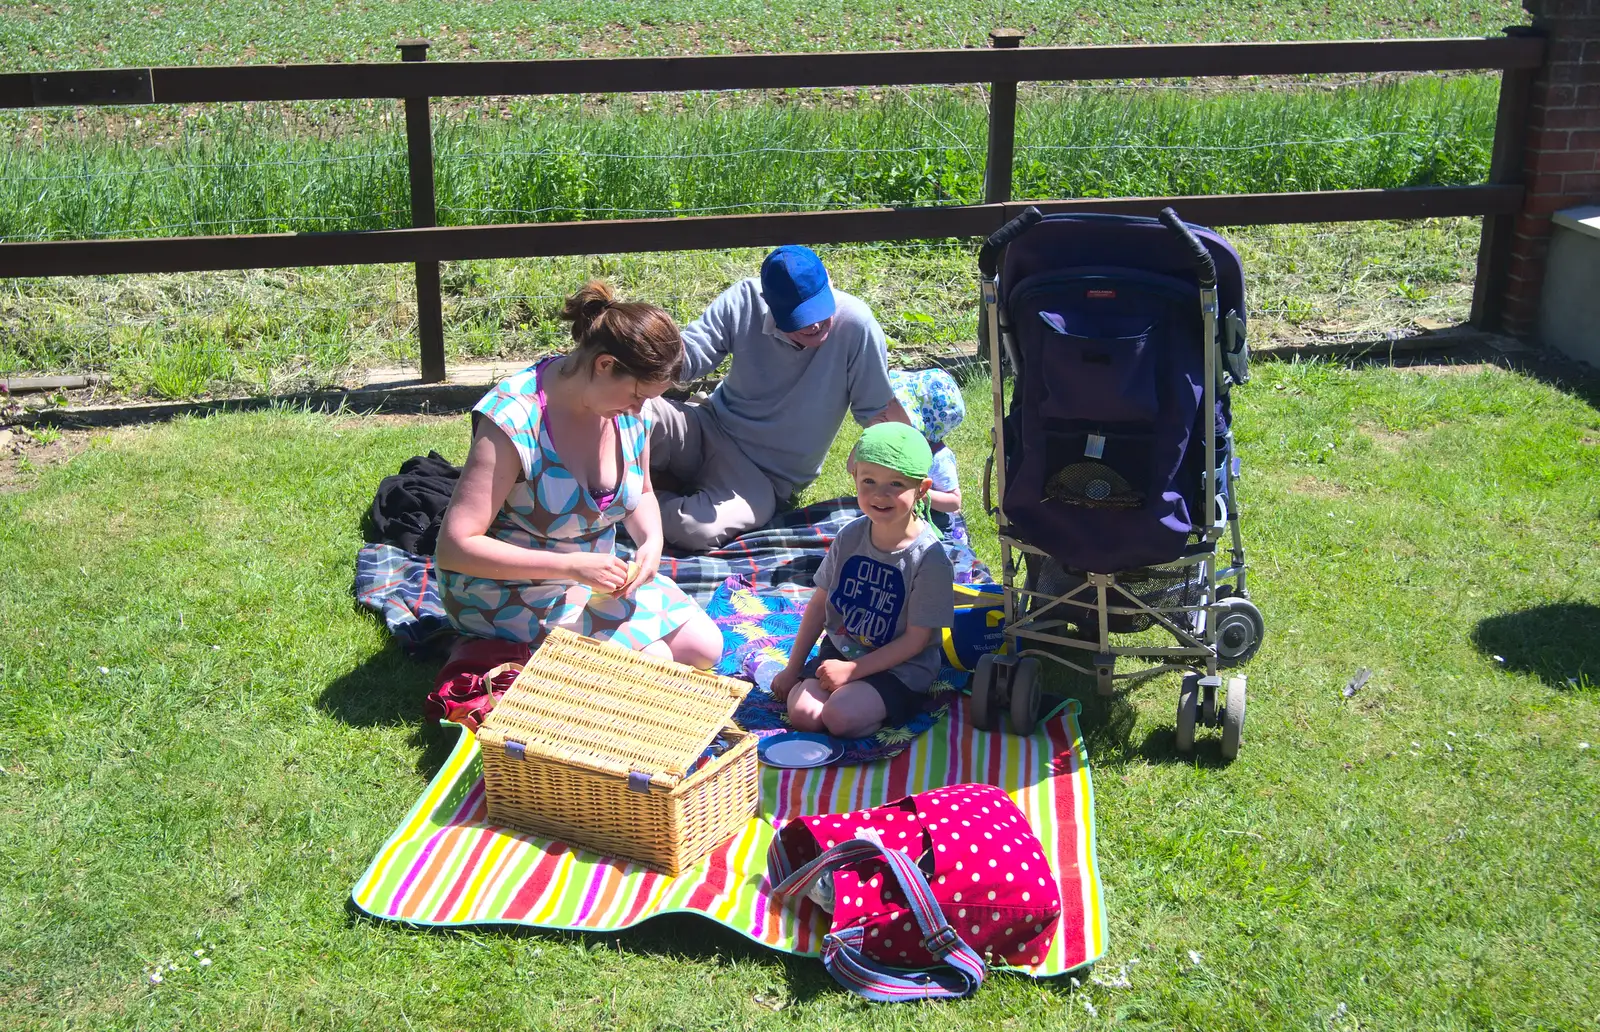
[2,357,1598,1030]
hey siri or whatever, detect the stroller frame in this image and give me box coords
[970,207,1262,758]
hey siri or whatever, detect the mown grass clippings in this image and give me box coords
[0,217,1489,400]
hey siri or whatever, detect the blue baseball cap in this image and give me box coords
[760,245,836,333]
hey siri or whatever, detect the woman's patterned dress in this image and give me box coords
[441,358,703,650]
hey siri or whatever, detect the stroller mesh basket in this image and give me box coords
[1027,554,1205,634]
[1044,460,1142,509]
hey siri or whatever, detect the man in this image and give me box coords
[644,245,895,551]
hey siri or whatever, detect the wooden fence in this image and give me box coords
[0,31,1546,382]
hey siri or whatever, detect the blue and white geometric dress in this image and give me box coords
[441,358,702,651]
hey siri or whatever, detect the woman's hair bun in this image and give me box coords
[555,279,684,385]
[560,280,616,339]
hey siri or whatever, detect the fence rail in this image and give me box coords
[0,187,1521,279]
[0,37,1542,106]
[0,31,1545,379]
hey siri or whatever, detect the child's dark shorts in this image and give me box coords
[803,639,922,727]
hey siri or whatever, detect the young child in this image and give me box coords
[770,422,956,738]
[888,368,966,538]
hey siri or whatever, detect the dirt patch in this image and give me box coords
[1289,475,1351,498]
[0,426,100,491]
[1393,362,1497,377]
[328,412,465,432]
[1359,426,1414,454]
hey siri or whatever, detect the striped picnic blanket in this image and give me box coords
[349,698,1106,976]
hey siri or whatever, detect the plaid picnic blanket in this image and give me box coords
[353,499,992,650]
[615,498,992,602]
[354,543,452,649]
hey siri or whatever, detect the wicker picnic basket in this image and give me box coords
[475,628,759,876]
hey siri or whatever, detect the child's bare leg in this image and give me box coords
[639,639,674,661]
[819,681,889,739]
[786,679,829,732]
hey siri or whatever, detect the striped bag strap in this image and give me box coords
[772,836,987,1002]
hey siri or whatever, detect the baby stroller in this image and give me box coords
[967,207,1263,759]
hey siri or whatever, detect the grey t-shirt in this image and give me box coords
[679,278,893,497]
[812,516,955,690]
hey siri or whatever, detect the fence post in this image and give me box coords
[984,29,1027,205]
[1469,26,1542,331]
[399,39,446,383]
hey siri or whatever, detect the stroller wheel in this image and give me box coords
[1220,677,1247,760]
[1175,674,1200,753]
[1215,597,1265,668]
[1007,657,1042,735]
[971,653,999,732]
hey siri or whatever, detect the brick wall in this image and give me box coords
[1502,0,1600,337]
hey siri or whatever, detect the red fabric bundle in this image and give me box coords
[423,637,532,732]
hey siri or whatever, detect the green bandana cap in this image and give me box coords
[855,422,933,481]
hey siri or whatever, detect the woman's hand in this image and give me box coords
[770,665,804,701]
[620,540,661,596]
[816,659,857,692]
[566,552,631,594]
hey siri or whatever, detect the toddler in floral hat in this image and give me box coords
[888,368,967,537]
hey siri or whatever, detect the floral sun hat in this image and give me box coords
[888,368,966,443]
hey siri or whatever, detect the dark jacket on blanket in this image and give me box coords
[367,451,460,555]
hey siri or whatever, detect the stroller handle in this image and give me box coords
[1158,207,1217,290]
[978,206,1042,278]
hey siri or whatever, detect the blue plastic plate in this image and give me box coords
[757,731,845,769]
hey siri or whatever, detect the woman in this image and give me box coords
[435,281,723,669]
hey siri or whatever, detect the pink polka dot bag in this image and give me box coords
[768,784,1062,1001]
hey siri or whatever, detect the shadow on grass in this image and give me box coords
[344,906,839,1002]
[1503,345,1600,415]
[1045,658,1242,769]
[1038,660,1167,768]
[345,904,1090,1002]
[1286,327,1600,415]
[319,639,456,779]
[1472,601,1600,689]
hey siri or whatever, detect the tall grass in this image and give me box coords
[0,76,1496,242]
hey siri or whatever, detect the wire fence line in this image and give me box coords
[3,125,1434,194]
[0,73,1497,244]
[0,151,410,185]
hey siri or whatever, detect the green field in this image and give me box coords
[2,362,1597,1030]
[0,72,1498,398]
[0,0,1530,69]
